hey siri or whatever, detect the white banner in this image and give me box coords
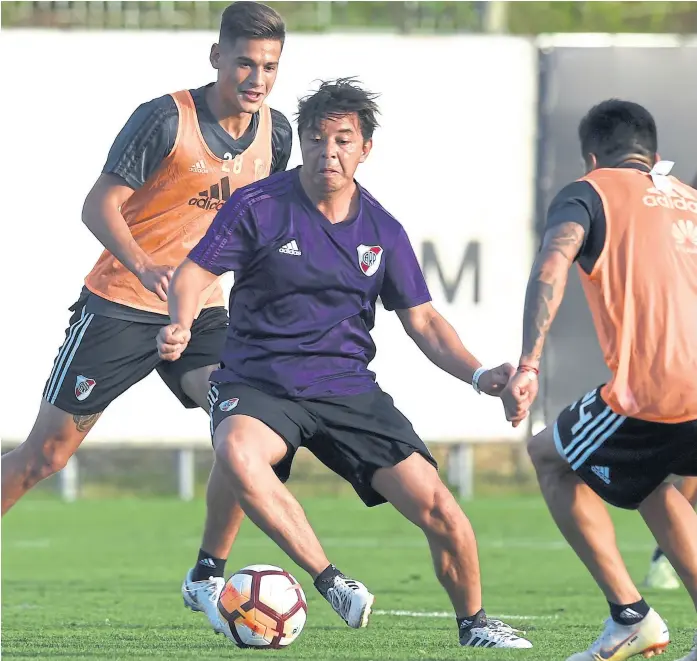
[0,31,536,443]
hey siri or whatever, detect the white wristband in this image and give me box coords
[471,367,488,395]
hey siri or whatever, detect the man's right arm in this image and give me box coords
[159,192,260,360]
[82,96,177,300]
[82,174,173,300]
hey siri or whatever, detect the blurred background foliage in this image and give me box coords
[3,1,697,35]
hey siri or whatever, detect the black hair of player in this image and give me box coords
[578,99,657,165]
[296,78,380,142]
[219,1,286,47]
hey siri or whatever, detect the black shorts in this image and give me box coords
[208,383,438,507]
[43,295,228,415]
[554,386,697,509]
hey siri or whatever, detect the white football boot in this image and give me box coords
[181,568,226,634]
[566,609,669,660]
[675,631,697,661]
[644,554,681,590]
[324,575,374,628]
[459,617,533,649]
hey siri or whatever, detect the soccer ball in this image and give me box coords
[217,564,308,648]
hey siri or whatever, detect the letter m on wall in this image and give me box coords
[421,241,481,304]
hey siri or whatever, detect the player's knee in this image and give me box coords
[214,431,264,486]
[215,434,250,475]
[23,433,74,481]
[416,484,461,537]
[214,418,287,488]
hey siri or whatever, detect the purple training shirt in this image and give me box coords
[188,167,431,398]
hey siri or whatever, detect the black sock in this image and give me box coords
[652,547,665,562]
[609,598,650,626]
[457,608,487,632]
[314,564,342,598]
[192,549,226,582]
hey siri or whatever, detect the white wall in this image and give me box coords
[0,31,537,443]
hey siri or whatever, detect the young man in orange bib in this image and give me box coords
[1,2,291,634]
[502,100,697,661]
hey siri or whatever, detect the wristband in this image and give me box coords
[471,367,488,394]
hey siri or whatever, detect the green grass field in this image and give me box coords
[2,495,695,660]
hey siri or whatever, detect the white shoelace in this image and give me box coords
[327,577,359,619]
[461,619,526,646]
[487,619,526,635]
[184,576,222,605]
[473,623,525,643]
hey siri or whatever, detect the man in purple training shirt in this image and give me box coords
[157,78,532,649]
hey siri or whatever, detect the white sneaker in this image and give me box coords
[566,609,669,660]
[181,568,226,634]
[324,575,374,628]
[644,555,681,590]
[460,617,533,649]
[675,631,697,661]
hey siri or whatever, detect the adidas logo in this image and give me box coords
[619,608,643,620]
[189,159,209,174]
[643,183,697,213]
[672,219,697,253]
[279,240,302,256]
[188,176,231,211]
[198,558,217,568]
[590,465,611,484]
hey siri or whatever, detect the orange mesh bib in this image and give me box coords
[85,90,272,315]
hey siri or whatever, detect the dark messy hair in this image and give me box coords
[578,99,657,164]
[296,78,380,141]
[219,1,285,47]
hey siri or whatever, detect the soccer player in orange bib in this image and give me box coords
[502,100,697,661]
[1,1,292,632]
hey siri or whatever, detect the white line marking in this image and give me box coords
[373,609,557,620]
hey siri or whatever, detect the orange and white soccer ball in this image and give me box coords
[217,564,308,648]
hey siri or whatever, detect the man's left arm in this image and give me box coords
[396,303,512,395]
[518,221,586,370]
[381,226,511,396]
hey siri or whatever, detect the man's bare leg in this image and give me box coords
[180,366,245,583]
[371,454,482,617]
[640,483,697,610]
[679,477,697,506]
[371,453,531,648]
[213,413,374,628]
[2,400,100,515]
[645,477,697,590]
[528,427,641,604]
[529,428,670,661]
[212,414,330,577]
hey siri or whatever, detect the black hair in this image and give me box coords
[219,1,285,47]
[578,99,657,164]
[296,78,380,141]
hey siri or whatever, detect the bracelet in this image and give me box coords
[518,364,539,378]
[471,366,488,394]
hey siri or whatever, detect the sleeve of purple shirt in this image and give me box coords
[380,227,432,311]
[187,192,259,275]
